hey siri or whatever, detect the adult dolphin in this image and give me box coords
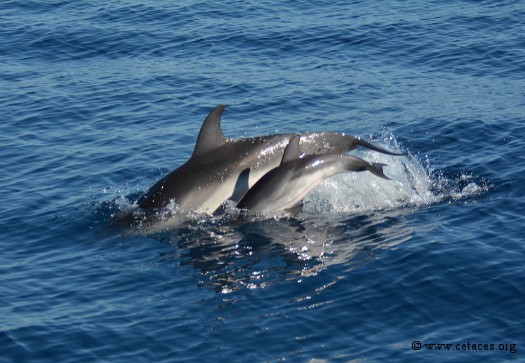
[137,105,402,214]
[237,135,390,213]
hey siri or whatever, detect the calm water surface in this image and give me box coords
[1,1,524,362]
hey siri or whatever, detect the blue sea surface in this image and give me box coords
[1,1,524,362]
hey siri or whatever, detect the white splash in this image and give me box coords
[303,135,486,214]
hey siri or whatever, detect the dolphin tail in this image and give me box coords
[367,163,391,180]
[342,156,391,180]
[355,138,406,156]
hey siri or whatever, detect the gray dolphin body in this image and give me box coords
[137,105,401,214]
[237,135,390,213]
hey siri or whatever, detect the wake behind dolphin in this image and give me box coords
[137,105,403,216]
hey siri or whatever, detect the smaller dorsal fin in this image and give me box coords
[281,135,301,164]
[192,104,226,157]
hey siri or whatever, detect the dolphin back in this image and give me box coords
[354,138,405,156]
[299,132,404,156]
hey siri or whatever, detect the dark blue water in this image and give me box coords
[1,1,524,362]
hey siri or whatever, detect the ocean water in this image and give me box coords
[1,0,524,362]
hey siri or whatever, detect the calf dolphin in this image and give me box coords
[137,105,401,214]
[237,135,390,213]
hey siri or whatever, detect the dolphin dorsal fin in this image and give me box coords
[192,104,226,157]
[281,135,301,164]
